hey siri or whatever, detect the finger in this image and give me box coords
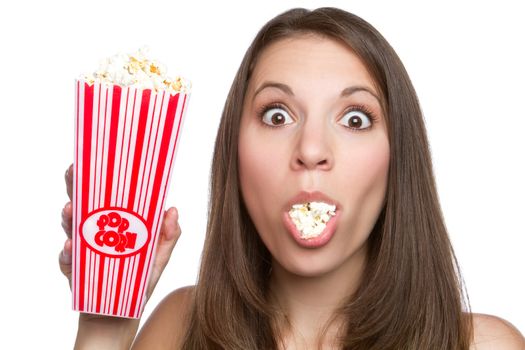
[157,207,181,256]
[59,239,73,287]
[61,202,73,239]
[65,164,73,201]
[160,207,181,242]
[146,207,181,298]
[59,238,72,267]
[155,207,181,262]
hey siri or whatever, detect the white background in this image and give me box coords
[0,0,523,348]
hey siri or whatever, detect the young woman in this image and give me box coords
[60,7,525,349]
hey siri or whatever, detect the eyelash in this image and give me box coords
[256,102,289,129]
[342,104,379,132]
[256,102,379,131]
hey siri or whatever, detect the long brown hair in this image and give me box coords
[181,7,472,349]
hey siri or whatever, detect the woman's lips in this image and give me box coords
[283,190,341,212]
[282,191,342,248]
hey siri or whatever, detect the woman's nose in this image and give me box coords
[291,118,333,171]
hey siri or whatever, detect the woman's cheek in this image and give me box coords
[240,127,289,195]
[238,126,290,245]
[342,137,390,225]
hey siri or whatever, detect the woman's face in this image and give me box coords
[238,34,390,277]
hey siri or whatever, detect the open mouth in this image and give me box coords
[288,201,337,240]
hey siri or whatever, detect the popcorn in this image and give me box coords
[289,202,336,239]
[81,47,191,94]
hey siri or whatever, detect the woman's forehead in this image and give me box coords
[249,35,379,98]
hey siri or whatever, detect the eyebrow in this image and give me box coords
[253,81,294,98]
[253,81,381,105]
[340,86,381,104]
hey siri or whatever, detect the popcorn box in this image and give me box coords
[72,80,189,318]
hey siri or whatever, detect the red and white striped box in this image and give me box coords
[72,80,189,318]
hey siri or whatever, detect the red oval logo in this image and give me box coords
[80,208,149,257]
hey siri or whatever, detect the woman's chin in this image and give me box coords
[269,239,368,281]
[272,253,345,279]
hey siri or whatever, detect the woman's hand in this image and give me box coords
[59,164,182,299]
[58,164,182,349]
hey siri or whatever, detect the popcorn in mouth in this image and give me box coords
[288,202,336,239]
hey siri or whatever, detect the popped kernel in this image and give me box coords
[289,202,336,239]
[80,47,191,94]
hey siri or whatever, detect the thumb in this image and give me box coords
[155,207,181,267]
[146,207,181,299]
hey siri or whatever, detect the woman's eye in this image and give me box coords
[339,109,372,130]
[261,107,293,127]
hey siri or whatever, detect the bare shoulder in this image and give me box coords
[470,313,525,350]
[132,285,195,349]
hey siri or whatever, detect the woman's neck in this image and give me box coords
[269,244,368,348]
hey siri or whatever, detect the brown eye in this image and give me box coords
[261,107,293,127]
[339,110,372,130]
